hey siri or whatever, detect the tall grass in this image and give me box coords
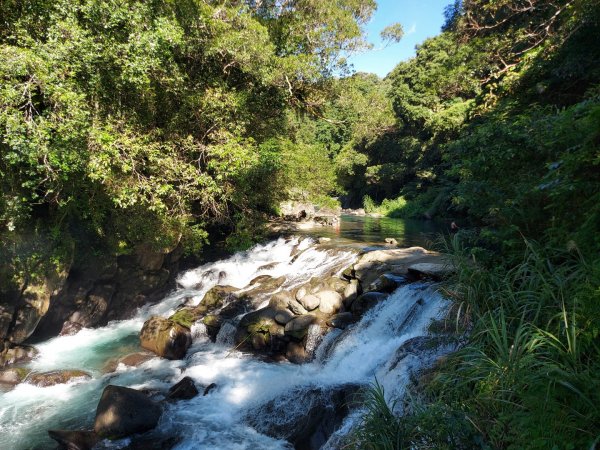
[353,236,600,449]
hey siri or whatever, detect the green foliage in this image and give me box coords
[0,0,376,285]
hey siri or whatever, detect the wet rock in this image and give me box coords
[248,274,273,285]
[286,341,308,364]
[326,312,354,330]
[246,384,360,450]
[407,262,454,280]
[274,309,295,325]
[0,343,39,367]
[316,290,343,315]
[48,429,99,450]
[298,294,320,311]
[59,321,84,336]
[140,317,192,360]
[203,382,217,396]
[342,279,360,308]
[258,262,278,271]
[285,315,317,339]
[351,292,389,316]
[0,367,31,384]
[94,385,163,439]
[167,376,198,400]
[26,370,91,387]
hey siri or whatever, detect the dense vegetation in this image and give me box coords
[2,0,599,448]
[343,0,600,449]
[0,0,377,291]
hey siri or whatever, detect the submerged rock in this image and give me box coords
[48,429,99,450]
[203,382,217,396]
[26,370,91,387]
[94,385,163,439]
[140,316,192,359]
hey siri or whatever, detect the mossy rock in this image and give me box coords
[168,308,198,329]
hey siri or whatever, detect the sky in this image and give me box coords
[347,0,451,77]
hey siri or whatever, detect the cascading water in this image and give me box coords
[0,228,453,450]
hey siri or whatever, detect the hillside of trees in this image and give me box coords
[2,0,599,448]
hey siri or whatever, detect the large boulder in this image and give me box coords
[407,262,455,280]
[94,385,163,439]
[342,279,360,308]
[140,317,192,359]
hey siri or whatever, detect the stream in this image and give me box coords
[0,216,452,450]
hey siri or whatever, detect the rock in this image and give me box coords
[342,279,360,307]
[285,315,317,339]
[48,429,99,450]
[274,309,295,325]
[384,237,398,246]
[122,435,182,450]
[104,351,155,373]
[246,384,360,449]
[59,321,84,336]
[258,262,278,271]
[279,201,316,221]
[352,247,446,288]
[295,286,308,301]
[249,274,273,285]
[198,285,238,312]
[351,292,389,316]
[316,290,343,315]
[407,262,454,280]
[298,294,320,311]
[167,376,198,400]
[203,383,217,396]
[318,237,331,243]
[341,265,355,280]
[26,370,91,387]
[94,385,163,439]
[140,317,192,360]
[268,291,293,310]
[325,277,349,294]
[368,273,407,293]
[0,367,31,384]
[286,341,308,364]
[288,300,308,316]
[326,312,354,330]
[0,343,39,367]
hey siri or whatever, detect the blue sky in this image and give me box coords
[348,0,451,77]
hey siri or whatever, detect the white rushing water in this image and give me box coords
[0,235,452,450]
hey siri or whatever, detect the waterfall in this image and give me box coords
[0,233,454,450]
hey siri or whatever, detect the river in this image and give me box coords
[0,216,452,450]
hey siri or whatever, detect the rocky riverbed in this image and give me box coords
[0,217,455,450]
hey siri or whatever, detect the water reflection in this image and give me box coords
[298,215,445,249]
